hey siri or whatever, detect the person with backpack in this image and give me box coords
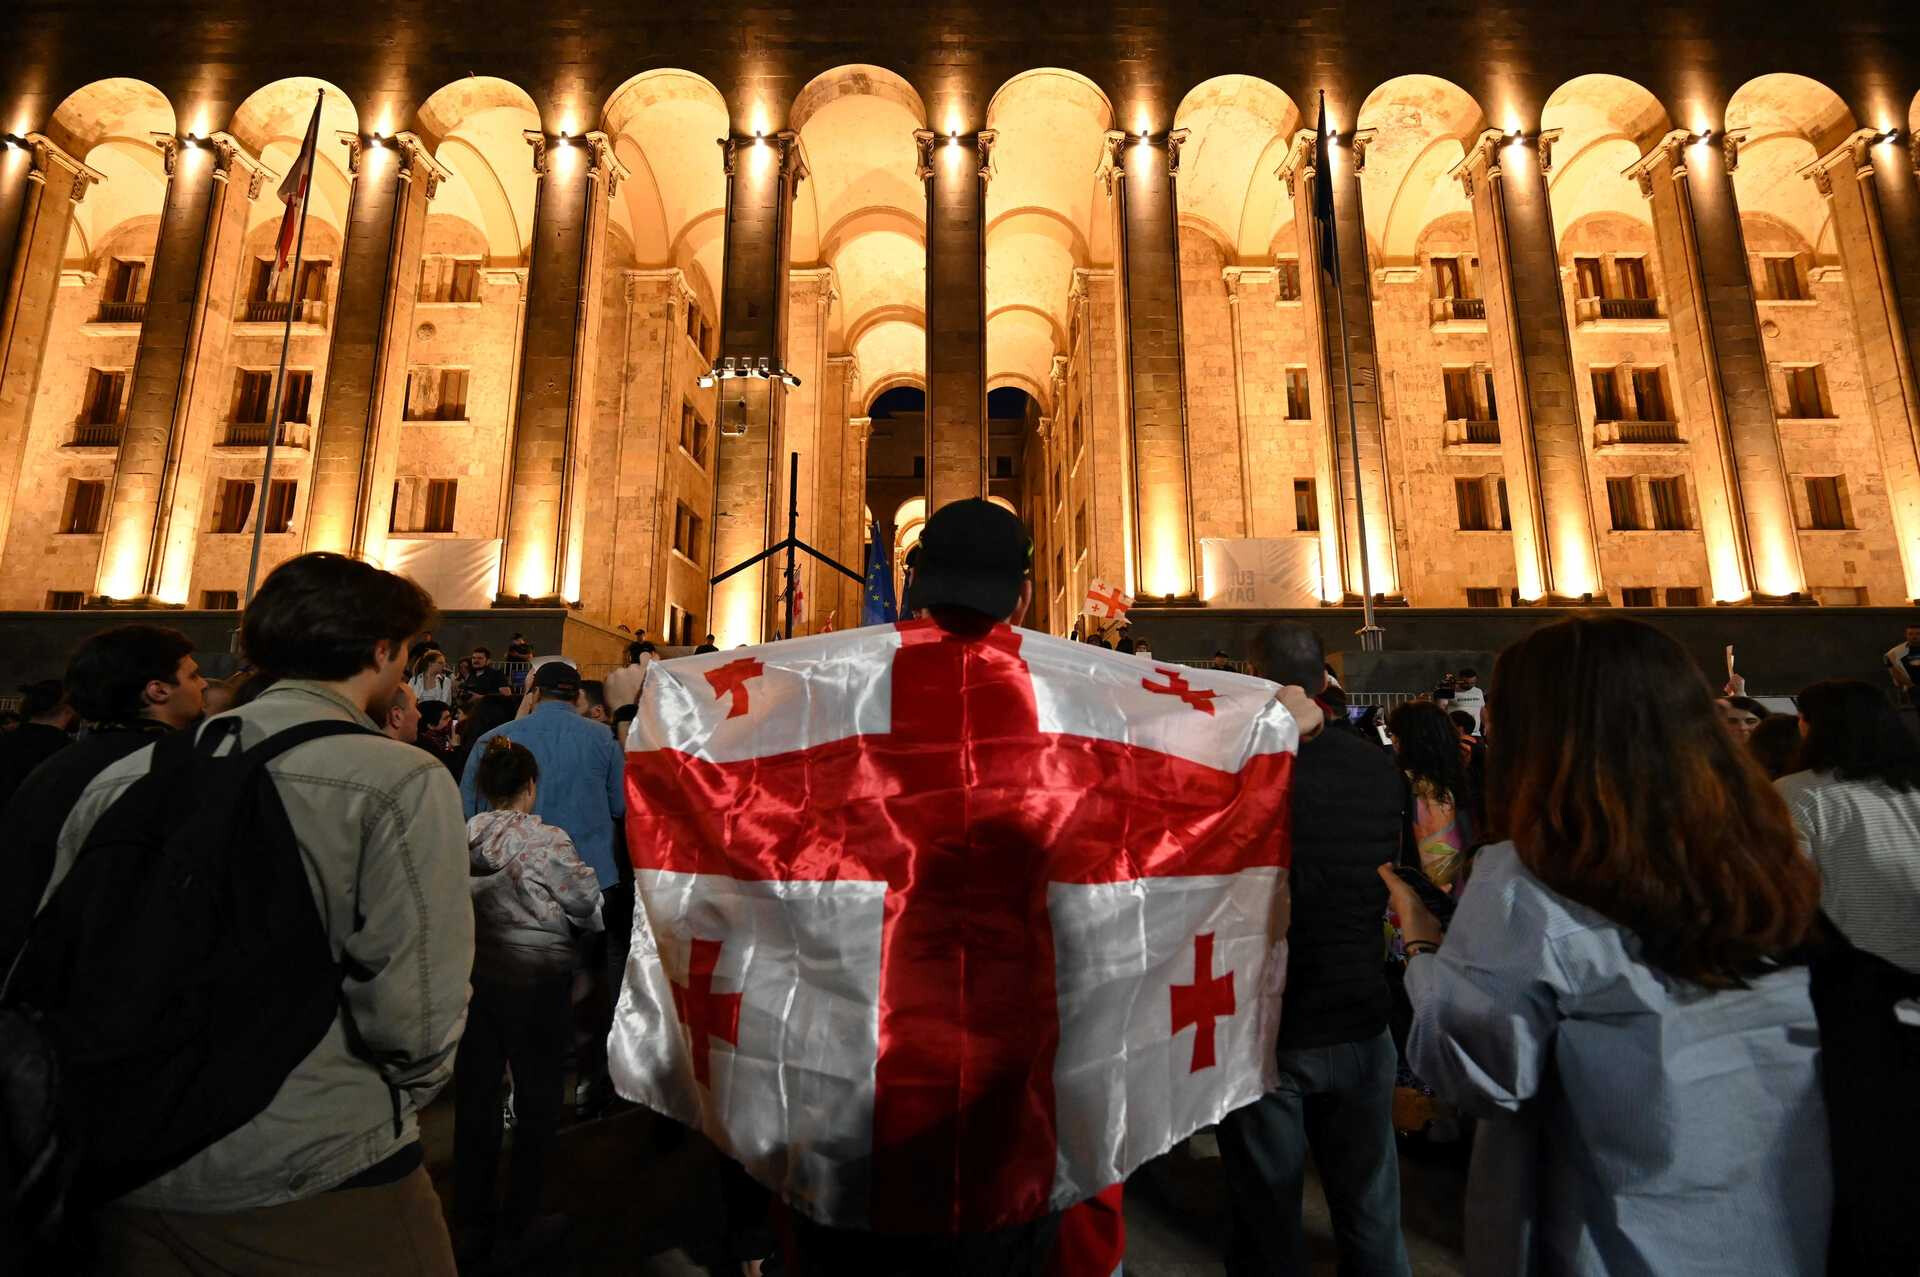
[453,736,603,1267]
[17,552,473,1274]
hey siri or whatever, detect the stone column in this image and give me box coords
[1459,130,1604,603]
[1279,131,1387,602]
[709,131,804,646]
[497,130,623,605]
[1221,265,1263,538]
[1817,130,1920,601]
[780,267,834,632]
[305,132,441,562]
[1104,129,1197,601]
[94,133,266,604]
[0,135,97,568]
[847,411,873,623]
[916,128,993,513]
[1632,130,1805,601]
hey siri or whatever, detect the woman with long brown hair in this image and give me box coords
[1378,616,1828,1275]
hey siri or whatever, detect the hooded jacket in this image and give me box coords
[467,808,604,975]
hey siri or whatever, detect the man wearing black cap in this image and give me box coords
[904,497,1033,631]
[460,658,629,1110]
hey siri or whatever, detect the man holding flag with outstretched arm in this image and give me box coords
[613,498,1323,1274]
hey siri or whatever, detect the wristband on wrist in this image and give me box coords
[1403,939,1440,957]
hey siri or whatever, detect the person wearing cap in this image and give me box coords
[460,658,629,1112]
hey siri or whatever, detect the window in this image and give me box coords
[1574,257,1605,300]
[1456,478,1494,531]
[1481,370,1499,422]
[993,454,1014,479]
[1432,256,1467,300]
[248,257,276,303]
[234,370,274,424]
[46,591,84,611]
[1805,476,1848,530]
[263,479,297,534]
[1606,477,1643,530]
[212,479,256,533]
[1783,366,1831,418]
[912,455,925,479]
[281,371,313,424]
[1074,504,1088,556]
[1274,259,1301,302]
[667,604,699,648]
[679,402,709,467]
[201,589,239,610]
[1631,368,1669,421]
[62,479,106,534]
[1590,368,1624,421]
[418,256,481,303]
[1465,587,1503,608]
[1616,258,1649,300]
[1619,587,1655,607]
[296,260,330,304]
[1284,368,1310,420]
[105,258,145,304]
[423,479,457,533]
[673,501,704,564]
[1443,369,1477,420]
[404,368,469,421]
[684,303,714,358]
[81,369,126,425]
[1496,477,1511,530]
[1648,476,1689,530]
[1070,412,1084,458]
[1293,479,1319,532]
[1053,548,1065,590]
[1763,255,1804,301]
[1665,586,1701,607]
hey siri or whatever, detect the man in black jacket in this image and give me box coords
[0,625,205,968]
[1215,622,1411,1277]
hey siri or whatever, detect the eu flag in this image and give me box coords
[1313,91,1338,277]
[861,525,897,625]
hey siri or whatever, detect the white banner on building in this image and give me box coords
[382,538,503,610]
[1199,539,1323,609]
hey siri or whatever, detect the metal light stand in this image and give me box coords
[710,451,864,642]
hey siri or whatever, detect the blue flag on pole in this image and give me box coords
[861,525,897,625]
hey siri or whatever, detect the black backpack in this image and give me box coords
[1,716,371,1224]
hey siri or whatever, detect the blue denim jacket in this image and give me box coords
[462,700,626,888]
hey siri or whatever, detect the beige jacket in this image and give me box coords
[49,679,475,1212]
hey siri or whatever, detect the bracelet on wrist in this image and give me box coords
[1404,939,1440,957]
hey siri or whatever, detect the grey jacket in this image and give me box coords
[47,679,475,1212]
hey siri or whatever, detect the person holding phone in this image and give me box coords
[1377,616,1828,1276]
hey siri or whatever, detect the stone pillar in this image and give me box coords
[1633,130,1806,601]
[1070,268,1132,593]
[1103,129,1196,601]
[1221,266,1261,538]
[780,267,834,633]
[305,132,440,562]
[1280,130,1389,601]
[0,135,96,569]
[1817,130,1920,601]
[847,411,873,623]
[497,130,623,605]
[94,133,266,604]
[1459,130,1604,603]
[709,131,804,646]
[916,128,993,513]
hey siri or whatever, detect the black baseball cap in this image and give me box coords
[531,660,581,695]
[905,499,1031,619]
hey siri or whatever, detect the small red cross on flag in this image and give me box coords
[1084,578,1133,619]
[612,621,1296,1234]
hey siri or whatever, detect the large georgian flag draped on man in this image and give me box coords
[611,619,1298,1232]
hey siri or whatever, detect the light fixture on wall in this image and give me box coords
[698,355,801,390]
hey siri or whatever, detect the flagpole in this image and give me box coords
[243,88,321,610]
[1320,96,1382,651]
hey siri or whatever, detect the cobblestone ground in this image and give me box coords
[421,1097,1470,1275]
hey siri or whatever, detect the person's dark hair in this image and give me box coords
[626,640,647,664]
[1725,695,1770,721]
[242,553,435,681]
[1796,679,1920,792]
[639,641,656,655]
[1488,616,1818,988]
[1448,709,1477,735]
[471,645,492,658]
[1250,622,1325,690]
[19,679,65,719]
[417,699,451,731]
[1388,700,1469,806]
[466,693,517,740]
[475,735,540,807]
[64,624,195,723]
[580,679,608,713]
[1458,668,1477,680]
[1116,637,1136,654]
[1747,713,1803,780]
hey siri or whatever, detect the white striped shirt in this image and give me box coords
[1778,769,1920,974]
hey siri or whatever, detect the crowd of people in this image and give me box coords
[0,532,1916,1276]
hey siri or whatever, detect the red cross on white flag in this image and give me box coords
[1085,578,1133,619]
[613,621,1296,1233]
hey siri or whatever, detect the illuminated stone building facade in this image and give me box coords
[3,3,1919,647]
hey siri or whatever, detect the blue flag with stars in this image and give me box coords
[861,525,897,625]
